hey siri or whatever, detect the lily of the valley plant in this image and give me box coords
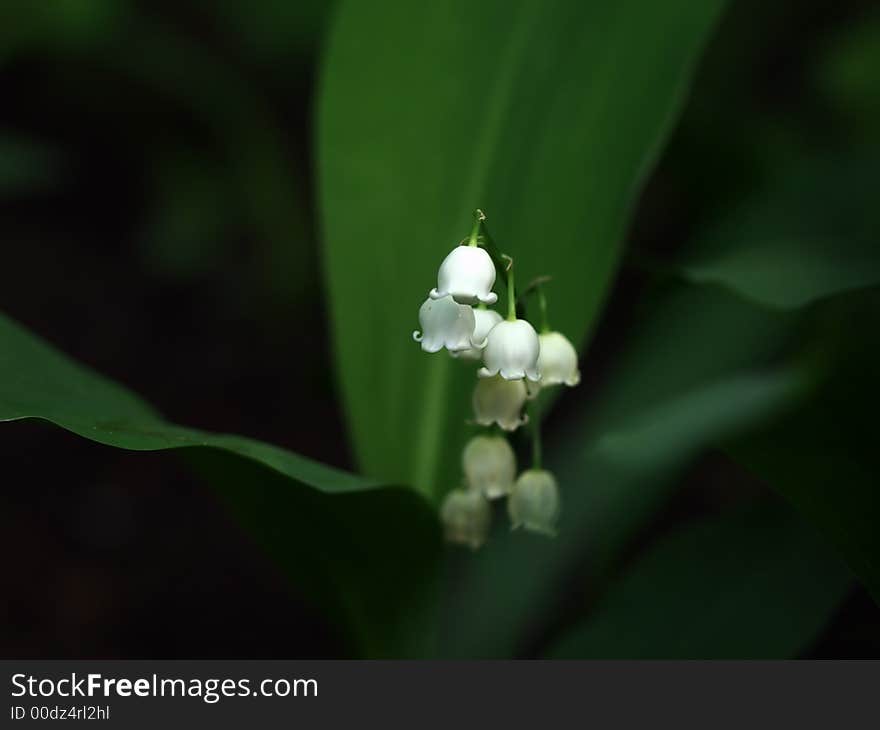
[413,210,580,548]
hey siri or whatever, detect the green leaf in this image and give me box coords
[211,0,330,63]
[663,141,880,603]
[187,449,441,657]
[726,287,880,604]
[0,311,375,491]
[677,154,880,309]
[437,284,807,657]
[0,134,62,195]
[106,18,314,307]
[0,0,126,53]
[546,501,852,659]
[814,12,880,141]
[0,311,440,656]
[318,0,725,495]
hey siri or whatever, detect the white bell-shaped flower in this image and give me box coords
[508,469,560,536]
[413,294,476,353]
[536,331,581,387]
[440,488,491,549]
[430,245,498,305]
[477,318,541,381]
[472,375,528,431]
[451,308,502,361]
[462,434,516,499]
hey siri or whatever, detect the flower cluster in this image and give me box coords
[413,210,580,549]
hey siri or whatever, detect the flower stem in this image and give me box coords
[530,397,542,469]
[517,275,552,330]
[467,209,484,246]
[536,284,550,333]
[473,210,521,319]
[474,213,509,281]
[506,259,516,321]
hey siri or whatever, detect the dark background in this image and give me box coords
[1,0,878,657]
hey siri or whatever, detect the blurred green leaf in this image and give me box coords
[211,0,332,65]
[678,154,880,309]
[669,145,880,601]
[138,148,239,278]
[438,284,806,657]
[726,287,880,604]
[547,501,851,658]
[0,311,440,656]
[815,12,880,141]
[318,0,725,496]
[0,0,125,53]
[188,449,440,657]
[77,13,315,308]
[0,135,62,195]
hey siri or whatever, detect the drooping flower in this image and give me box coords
[440,488,491,549]
[413,294,476,353]
[477,319,541,381]
[451,308,502,361]
[462,434,516,499]
[430,245,498,305]
[536,331,580,387]
[472,375,528,431]
[508,469,559,536]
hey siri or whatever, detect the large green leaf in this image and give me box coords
[0,311,440,656]
[678,154,880,309]
[318,0,725,496]
[726,287,880,604]
[0,311,376,491]
[437,283,807,657]
[668,151,880,601]
[547,501,851,659]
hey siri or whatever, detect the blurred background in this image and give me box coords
[1,0,879,657]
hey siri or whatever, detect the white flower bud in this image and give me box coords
[440,488,491,549]
[462,434,516,499]
[477,318,541,381]
[451,308,502,360]
[413,294,476,353]
[536,331,581,387]
[508,469,559,536]
[472,375,528,431]
[430,245,498,305]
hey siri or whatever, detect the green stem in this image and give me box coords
[536,284,550,333]
[517,275,552,328]
[467,209,484,246]
[474,210,523,319]
[530,397,542,469]
[475,213,509,281]
[506,260,516,321]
